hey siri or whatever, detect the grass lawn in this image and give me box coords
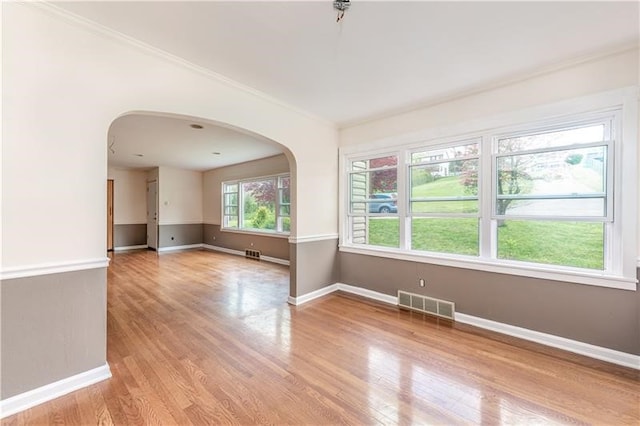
[368,218,603,270]
[497,220,603,269]
[411,176,477,213]
[366,175,604,269]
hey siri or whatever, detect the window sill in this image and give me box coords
[339,244,637,291]
[221,228,290,239]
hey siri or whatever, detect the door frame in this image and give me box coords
[147,180,158,250]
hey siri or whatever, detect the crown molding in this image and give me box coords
[28,1,335,129]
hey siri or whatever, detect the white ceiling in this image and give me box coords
[54,1,639,170]
[108,114,283,171]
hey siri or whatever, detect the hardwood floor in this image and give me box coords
[3,249,638,425]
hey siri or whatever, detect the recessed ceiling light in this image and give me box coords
[212,152,221,155]
[190,124,203,129]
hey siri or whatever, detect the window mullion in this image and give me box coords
[397,150,408,250]
[237,184,243,230]
[480,135,494,259]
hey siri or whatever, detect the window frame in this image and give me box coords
[339,88,638,290]
[221,172,291,237]
[347,153,400,246]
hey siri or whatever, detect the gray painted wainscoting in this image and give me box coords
[290,238,339,298]
[203,224,289,260]
[0,268,107,399]
[339,252,640,355]
[158,224,204,248]
[114,224,146,248]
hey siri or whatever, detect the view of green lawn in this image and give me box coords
[411,175,477,213]
[366,176,604,270]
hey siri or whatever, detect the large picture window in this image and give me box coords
[223,174,290,234]
[341,93,637,290]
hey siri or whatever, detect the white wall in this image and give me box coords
[340,49,638,146]
[203,154,289,225]
[2,3,338,269]
[339,48,640,259]
[107,168,147,225]
[158,166,203,225]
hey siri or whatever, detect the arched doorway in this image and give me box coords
[106,111,297,298]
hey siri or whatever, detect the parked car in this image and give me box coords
[369,193,397,213]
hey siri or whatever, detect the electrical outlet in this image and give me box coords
[419,278,425,287]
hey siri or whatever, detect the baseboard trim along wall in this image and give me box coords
[0,258,110,280]
[289,283,640,370]
[0,363,112,419]
[113,245,148,252]
[157,243,290,266]
[453,313,640,371]
[202,244,290,266]
[157,244,204,253]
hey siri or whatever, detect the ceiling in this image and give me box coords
[54,1,639,170]
[108,114,283,171]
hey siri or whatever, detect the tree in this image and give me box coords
[369,156,397,193]
[243,180,276,205]
[496,156,531,218]
[460,144,479,196]
[459,142,531,226]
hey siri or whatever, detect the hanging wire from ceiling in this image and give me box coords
[333,0,350,23]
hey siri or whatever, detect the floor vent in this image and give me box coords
[397,290,455,320]
[245,249,261,260]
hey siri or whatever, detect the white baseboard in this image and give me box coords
[288,284,339,305]
[113,245,147,252]
[0,363,112,419]
[336,283,398,305]
[261,255,290,266]
[157,243,204,252]
[202,244,290,266]
[203,244,243,256]
[455,313,640,370]
[288,283,396,306]
[291,283,640,370]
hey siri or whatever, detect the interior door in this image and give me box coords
[107,179,114,251]
[147,180,158,250]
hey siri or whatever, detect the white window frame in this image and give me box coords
[222,173,290,237]
[346,153,401,246]
[339,88,638,290]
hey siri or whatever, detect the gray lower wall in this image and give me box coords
[203,224,289,261]
[114,223,146,248]
[158,224,204,248]
[0,268,107,399]
[339,252,640,355]
[290,238,339,297]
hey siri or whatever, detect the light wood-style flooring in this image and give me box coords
[3,249,639,425]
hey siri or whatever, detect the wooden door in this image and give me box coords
[107,179,114,251]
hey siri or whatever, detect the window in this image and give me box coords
[222,174,290,234]
[341,90,637,289]
[493,123,610,269]
[348,155,398,248]
[410,141,480,256]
